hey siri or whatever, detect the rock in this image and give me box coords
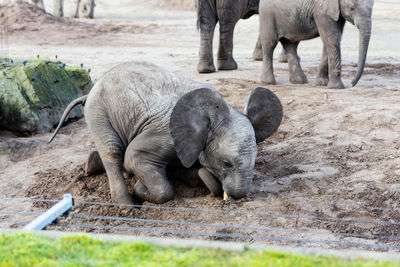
[65,65,93,95]
[0,59,92,133]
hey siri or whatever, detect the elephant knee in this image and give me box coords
[152,186,174,204]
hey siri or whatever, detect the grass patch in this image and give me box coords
[0,233,398,266]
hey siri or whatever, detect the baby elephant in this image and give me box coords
[259,0,373,88]
[49,62,283,204]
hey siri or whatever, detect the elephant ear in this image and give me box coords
[319,0,340,21]
[170,88,229,168]
[244,87,283,143]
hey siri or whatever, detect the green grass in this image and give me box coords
[0,233,397,267]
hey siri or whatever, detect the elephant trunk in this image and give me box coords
[351,18,372,87]
[223,171,253,199]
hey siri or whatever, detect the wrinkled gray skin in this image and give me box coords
[259,0,374,88]
[197,0,260,73]
[50,62,283,204]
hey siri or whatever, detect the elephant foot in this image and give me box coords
[327,78,345,89]
[197,60,216,73]
[217,59,238,71]
[315,76,329,86]
[278,53,288,63]
[260,73,276,85]
[112,193,134,205]
[252,49,262,61]
[289,72,308,84]
[85,150,105,176]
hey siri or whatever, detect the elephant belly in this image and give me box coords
[273,0,320,43]
[278,17,319,42]
[281,28,319,43]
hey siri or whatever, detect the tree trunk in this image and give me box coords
[53,0,64,17]
[75,0,95,19]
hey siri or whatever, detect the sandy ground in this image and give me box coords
[1,0,400,250]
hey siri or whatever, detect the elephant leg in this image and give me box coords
[97,151,132,204]
[315,46,329,86]
[53,0,64,17]
[259,13,278,84]
[260,37,278,85]
[217,23,238,71]
[77,0,95,19]
[316,17,344,89]
[281,39,308,84]
[88,117,132,204]
[124,133,174,204]
[252,36,262,61]
[74,0,81,18]
[278,47,288,63]
[103,160,133,204]
[198,20,217,73]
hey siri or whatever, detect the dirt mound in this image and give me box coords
[26,164,211,206]
[2,0,160,45]
[24,153,400,248]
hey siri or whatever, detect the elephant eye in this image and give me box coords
[223,161,233,168]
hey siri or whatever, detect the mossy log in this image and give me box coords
[0,59,92,133]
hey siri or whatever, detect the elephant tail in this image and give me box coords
[48,95,88,144]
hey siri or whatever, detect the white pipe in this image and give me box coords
[23,194,73,231]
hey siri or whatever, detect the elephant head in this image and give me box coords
[170,87,283,199]
[321,0,374,86]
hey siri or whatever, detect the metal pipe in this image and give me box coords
[23,194,73,231]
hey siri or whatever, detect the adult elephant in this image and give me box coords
[259,0,374,88]
[197,0,260,73]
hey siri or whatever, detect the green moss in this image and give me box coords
[65,66,92,90]
[0,59,91,133]
[0,233,397,267]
